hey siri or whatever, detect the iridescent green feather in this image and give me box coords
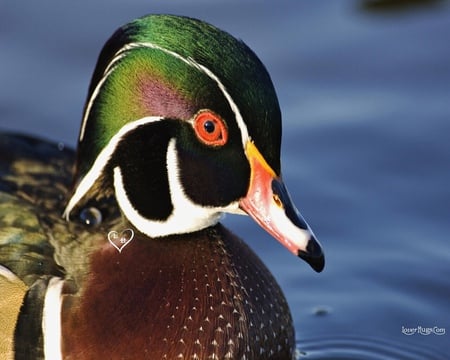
[76,15,281,187]
[0,134,122,289]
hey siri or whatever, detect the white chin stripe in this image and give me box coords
[114,138,239,238]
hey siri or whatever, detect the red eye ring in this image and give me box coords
[193,110,228,147]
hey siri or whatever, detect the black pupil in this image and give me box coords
[204,120,216,134]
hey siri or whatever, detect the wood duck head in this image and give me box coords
[64,15,324,271]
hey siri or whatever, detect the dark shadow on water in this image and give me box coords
[360,0,445,13]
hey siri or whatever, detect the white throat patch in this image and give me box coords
[114,138,239,238]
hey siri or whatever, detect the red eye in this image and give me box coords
[193,111,228,146]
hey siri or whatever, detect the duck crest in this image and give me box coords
[68,15,280,218]
[1,13,324,360]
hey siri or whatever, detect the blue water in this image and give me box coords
[1,1,449,358]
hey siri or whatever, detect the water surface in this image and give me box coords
[1,1,449,357]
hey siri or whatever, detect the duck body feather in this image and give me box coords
[0,133,294,359]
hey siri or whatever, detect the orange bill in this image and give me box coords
[239,141,324,272]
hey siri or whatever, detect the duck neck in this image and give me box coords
[61,224,294,359]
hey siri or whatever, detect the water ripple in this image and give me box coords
[296,335,447,360]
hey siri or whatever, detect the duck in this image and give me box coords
[0,14,324,360]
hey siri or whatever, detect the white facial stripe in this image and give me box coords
[127,42,249,147]
[42,277,64,360]
[79,65,117,141]
[79,50,128,141]
[79,40,250,147]
[113,139,239,238]
[63,116,164,219]
[195,60,250,146]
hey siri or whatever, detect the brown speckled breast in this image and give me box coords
[62,224,294,359]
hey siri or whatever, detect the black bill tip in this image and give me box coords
[298,236,325,273]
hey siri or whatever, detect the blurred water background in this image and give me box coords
[1,1,449,358]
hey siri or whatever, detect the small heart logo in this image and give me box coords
[108,229,134,253]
